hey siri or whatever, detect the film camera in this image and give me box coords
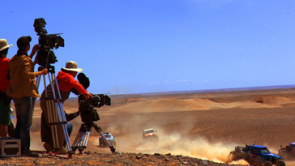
[72,72,115,153]
[79,94,111,123]
[76,73,111,123]
[33,18,64,67]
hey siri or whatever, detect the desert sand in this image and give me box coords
[2,87,295,165]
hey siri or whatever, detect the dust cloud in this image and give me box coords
[92,126,248,165]
[133,133,248,165]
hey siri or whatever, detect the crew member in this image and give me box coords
[0,39,13,137]
[7,36,48,156]
[40,61,92,154]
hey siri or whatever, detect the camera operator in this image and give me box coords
[6,36,48,157]
[40,61,93,154]
[0,39,13,138]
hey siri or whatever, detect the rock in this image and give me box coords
[0,151,242,166]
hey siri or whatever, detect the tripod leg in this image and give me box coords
[43,72,73,155]
[46,99,60,149]
[72,130,84,153]
[36,75,41,92]
[54,101,72,151]
[50,72,73,153]
[72,124,90,154]
[93,124,116,153]
[36,66,73,157]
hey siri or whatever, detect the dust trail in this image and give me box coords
[99,115,248,164]
[115,132,248,165]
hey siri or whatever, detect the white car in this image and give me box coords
[99,133,116,147]
[143,128,159,141]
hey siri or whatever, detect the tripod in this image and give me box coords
[72,121,116,153]
[36,65,73,156]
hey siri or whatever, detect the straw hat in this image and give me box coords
[0,39,13,51]
[62,61,83,72]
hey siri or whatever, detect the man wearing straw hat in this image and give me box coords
[40,61,92,154]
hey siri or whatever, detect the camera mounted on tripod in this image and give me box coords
[34,18,64,69]
[78,94,111,123]
[77,73,111,123]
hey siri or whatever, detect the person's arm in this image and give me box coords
[22,58,48,79]
[29,44,39,59]
[65,97,82,121]
[65,111,80,121]
[68,78,93,99]
[22,64,48,79]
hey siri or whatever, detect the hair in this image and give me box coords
[17,36,31,50]
[0,48,9,56]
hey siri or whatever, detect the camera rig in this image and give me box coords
[34,18,74,157]
[72,73,115,153]
[34,18,64,69]
[79,94,111,123]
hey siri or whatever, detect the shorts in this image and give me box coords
[0,96,11,125]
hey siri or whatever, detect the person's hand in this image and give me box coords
[83,93,93,100]
[38,68,48,75]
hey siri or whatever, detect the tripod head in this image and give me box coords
[38,65,56,73]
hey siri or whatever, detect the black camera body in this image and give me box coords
[79,94,111,123]
[33,18,64,67]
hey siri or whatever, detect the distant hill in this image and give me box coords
[122,84,295,96]
[180,84,295,94]
[68,85,295,99]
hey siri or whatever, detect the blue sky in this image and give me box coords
[1,0,295,95]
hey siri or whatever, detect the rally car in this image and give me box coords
[143,128,158,141]
[278,142,295,160]
[99,133,116,147]
[226,145,285,166]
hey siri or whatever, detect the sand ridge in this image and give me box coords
[6,88,295,165]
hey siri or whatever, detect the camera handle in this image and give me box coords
[72,122,116,153]
[36,69,74,157]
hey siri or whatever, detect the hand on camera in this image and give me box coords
[83,93,93,100]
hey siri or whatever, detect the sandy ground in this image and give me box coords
[6,88,295,165]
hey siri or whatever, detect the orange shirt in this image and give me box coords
[0,57,10,92]
[56,71,88,95]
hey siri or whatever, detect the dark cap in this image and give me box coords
[17,36,32,50]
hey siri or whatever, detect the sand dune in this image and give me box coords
[106,94,295,114]
[8,88,295,165]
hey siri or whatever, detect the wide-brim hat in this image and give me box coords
[0,39,13,51]
[62,61,83,72]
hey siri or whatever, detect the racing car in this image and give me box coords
[226,145,285,166]
[143,128,159,141]
[278,142,295,160]
[99,133,116,147]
